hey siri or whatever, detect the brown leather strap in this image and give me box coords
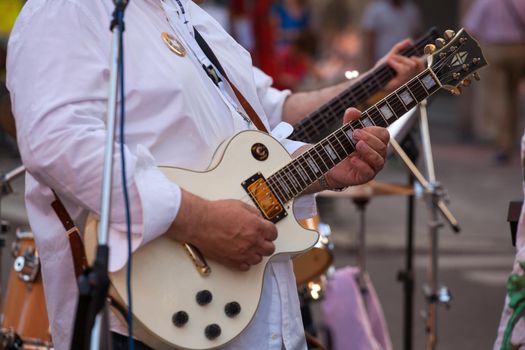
[222,74,269,133]
[193,29,269,133]
[51,190,88,278]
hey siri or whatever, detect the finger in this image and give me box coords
[388,55,417,74]
[353,127,390,149]
[354,141,386,172]
[257,240,276,257]
[239,263,250,271]
[246,253,263,265]
[343,107,362,124]
[410,56,425,71]
[390,38,412,54]
[349,156,376,180]
[241,201,263,216]
[260,220,278,241]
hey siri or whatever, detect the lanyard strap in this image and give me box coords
[193,28,269,134]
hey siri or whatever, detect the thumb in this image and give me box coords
[343,107,362,124]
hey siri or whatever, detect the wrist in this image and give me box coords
[319,173,348,192]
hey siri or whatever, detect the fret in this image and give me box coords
[303,153,322,176]
[321,139,343,163]
[342,123,357,147]
[297,157,316,181]
[420,73,439,93]
[275,173,293,198]
[371,105,389,127]
[378,102,396,124]
[293,162,311,185]
[397,88,417,110]
[310,144,333,171]
[360,112,376,127]
[350,120,364,130]
[407,78,428,102]
[329,133,350,159]
[281,169,301,196]
[335,127,356,153]
[386,94,408,116]
[268,179,286,203]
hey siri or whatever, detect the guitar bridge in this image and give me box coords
[242,172,287,223]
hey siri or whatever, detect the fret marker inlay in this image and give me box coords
[379,104,394,121]
[400,90,414,106]
[345,129,356,145]
[421,74,436,90]
[361,117,374,127]
[324,144,338,160]
[306,157,320,174]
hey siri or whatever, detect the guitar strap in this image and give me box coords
[193,28,269,134]
[50,190,88,278]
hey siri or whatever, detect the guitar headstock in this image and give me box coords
[424,28,487,95]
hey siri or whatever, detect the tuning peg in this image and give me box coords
[444,30,456,41]
[473,72,481,81]
[472,58,481,65]
[462,79,472,87]
[435,38,446,48]
[453,72,461,80]
[450,87,462,96]
[424,44,436,55]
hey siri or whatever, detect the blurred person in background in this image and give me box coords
[271,0,311,52]
[230,0,255,53]
[463,0,525,164]
[361,0,422,69]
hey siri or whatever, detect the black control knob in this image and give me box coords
[204,324,221,340]
[172,311,189,327]
[196,290,213,305]
[224,302,241,318]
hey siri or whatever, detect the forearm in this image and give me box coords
[281,80,352,125]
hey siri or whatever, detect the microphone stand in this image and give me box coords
[70,1,129,349]
[0,165,26,310]
[389,97,460,350]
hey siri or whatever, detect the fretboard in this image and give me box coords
[290,27,438,144]
[268,68,441,203]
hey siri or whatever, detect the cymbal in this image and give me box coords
[318,180,415,199]
[0,93,16,138]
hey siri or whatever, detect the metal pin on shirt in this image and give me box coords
[161,32,187,57]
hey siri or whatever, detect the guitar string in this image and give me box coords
[238,80,436,207]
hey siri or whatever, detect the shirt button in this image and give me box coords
[271,334,279,340]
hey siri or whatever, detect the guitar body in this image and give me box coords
[85,130,319,350]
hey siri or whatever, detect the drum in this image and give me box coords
[293,215,334,288]
[1,229,52,349]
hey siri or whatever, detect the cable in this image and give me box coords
[116,8,135,350]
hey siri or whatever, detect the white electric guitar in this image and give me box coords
[85,29,486,349]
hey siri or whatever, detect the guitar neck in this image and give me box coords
[269,68,441,203]
[289,27,438,144]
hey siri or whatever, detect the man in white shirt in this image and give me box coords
[6,0,422,349]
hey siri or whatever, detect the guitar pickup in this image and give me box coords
[242,172,287,224]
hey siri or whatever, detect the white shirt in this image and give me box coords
[463,0,525,44]
[6,0,312,349]
[361,0,422,61]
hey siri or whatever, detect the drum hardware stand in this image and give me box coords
[389,98,460,350]
[70,1,128,349]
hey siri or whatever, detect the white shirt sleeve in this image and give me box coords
[252,66,291,130]
[6,1,181,272]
